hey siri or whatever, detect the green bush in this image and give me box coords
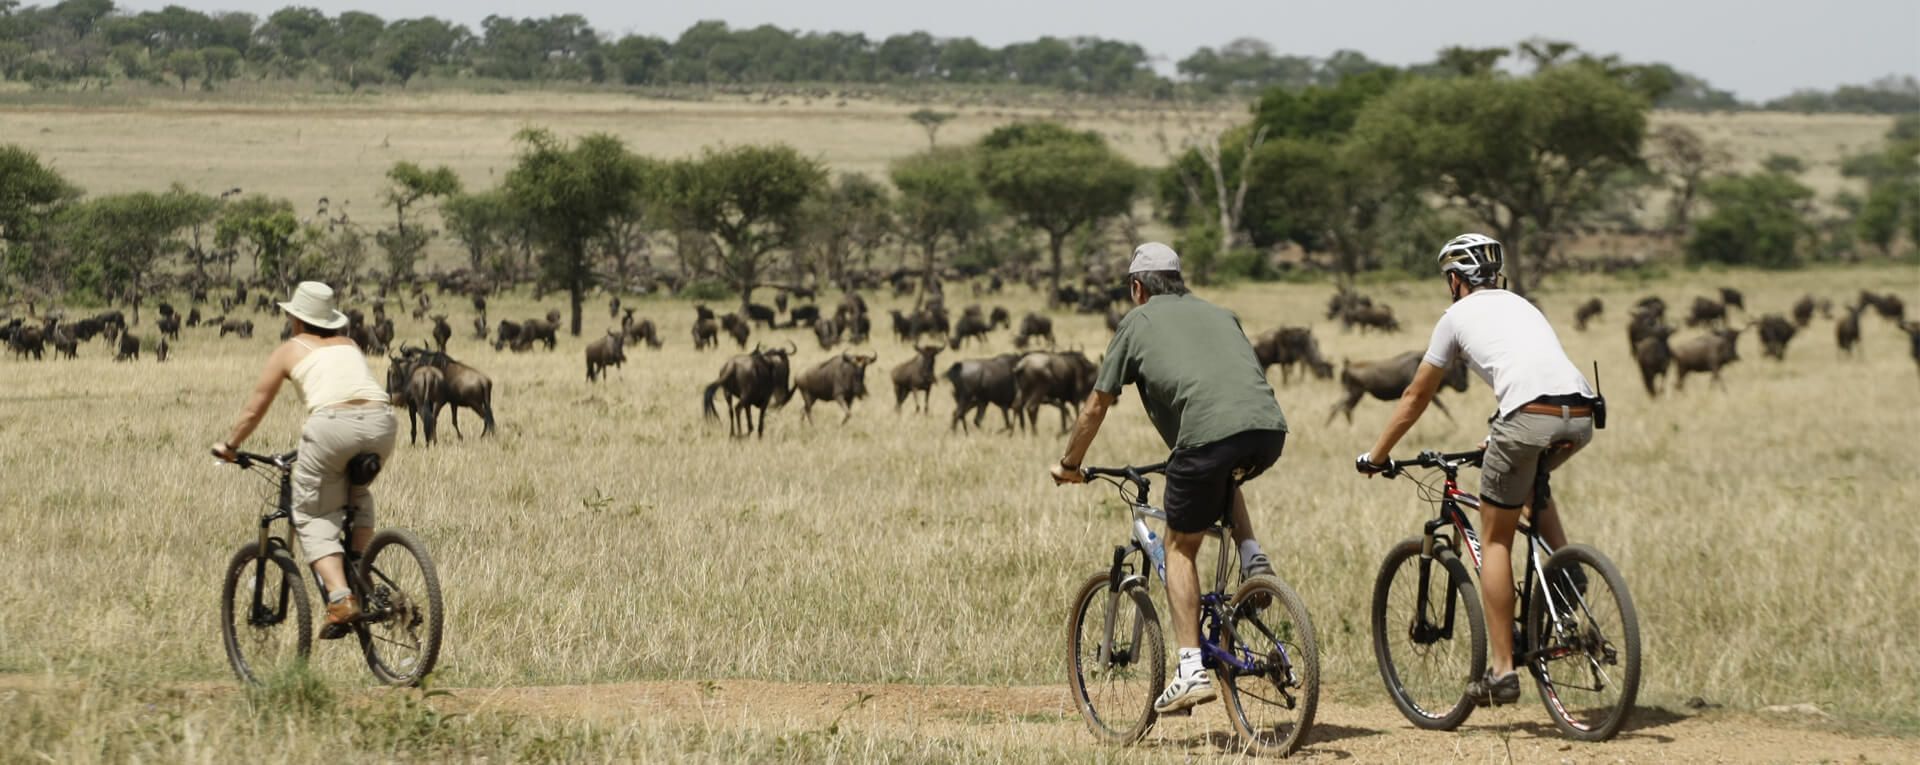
[1686,172,1814,268]
[678,279,733,302]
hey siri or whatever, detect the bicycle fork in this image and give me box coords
[1097,544,1149,668]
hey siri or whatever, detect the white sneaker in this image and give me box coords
[1153,672,1217,714]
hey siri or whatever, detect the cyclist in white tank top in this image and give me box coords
[212,282,398,640]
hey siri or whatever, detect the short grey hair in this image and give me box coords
[1130,270,1189,297]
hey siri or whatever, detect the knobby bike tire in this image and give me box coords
[220,542,312,685]
[1526,543,1640,741]
[1219,574,1319,757]
[1065,572,1164,745]
[357,528,445,687]
[1371,537,1487,731]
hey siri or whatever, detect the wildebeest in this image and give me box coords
[745,303,778,329]
[1327,289,1373,321]
[1685,296,1727,328]
[988,306,1011,330]
[721,313,751,348]
[1791,294,1818,327]
[219,318,254,339]
[701,344,795,438]
[155,337,169,362]
[1671,327,1743,390]
[431,315,452,351]
[386,353,446,445]
[1632,324,1677,397]
[115,333,139,361]
[950,307,991,348]
[1253,327,1334,384]
[774,291,789,314]
[813,317,842,349]
[51,325,78,360]
[186,307,202,327]
[787,304,821,328]
[624,317,663,349]
[891,344,945,413]
[1327,352,1470,425]
[1900,321,1920,379]
[793,352,877,423]
[692,317,720,349]
[608,295,621,319]
[1718,287,1745,312]
[406,348,496,437]
[1756,314,1798,360]
[1014,313,1054,349]
[1574,298,1604,331]
[1836,305,1862,355]
[472,316,489,341]
[1341,303,1402,333]
[585,330,626,383]
[522,313,559,351]
[833,294,866,327]
[1859,291,1906,323]
[411,291,431,321]
[5,322,44,359]
[1013,350,1099,433]
[494,320,523,352]
[157,313,181,341]
[946,353,1024,433]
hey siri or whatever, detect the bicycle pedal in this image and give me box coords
[1159,706,1194,718]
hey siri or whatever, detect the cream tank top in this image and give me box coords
[289,339,391,414]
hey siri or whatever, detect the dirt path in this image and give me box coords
[437,679,1913,763]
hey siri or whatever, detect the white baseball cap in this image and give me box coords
[1128,242,1181,275]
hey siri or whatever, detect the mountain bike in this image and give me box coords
[1366,448,1639,741]
[217,449,444,687]
[1064,462,1319,755]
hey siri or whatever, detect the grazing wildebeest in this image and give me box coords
[1756,314,1798,360]
[888,309,929,342]
[1052,285,1081,308]
[5,323,44,359]
[745,303,778,329]
[1327,289,1373,321]
[1836,305,1863,355]
[115,333,139,361]
[701,345,795,438]
[186,307,202,327]
[431,314,451,351]
[521,316,559,351]
[945,353,1024,433]
[408,348,496,437]
[794,352,877,424]
[219,318,254,338]
[624,317,663,349]
[692,317,720,349]
[155,337,169,362]
[1341,303,1401,333]
[1327,352,1469,425]
[494,319,523,351]
[1253,326,1334,384]
[1859,290,1906,323]
[1718,287,1745,313]
[813,317,842,350]
[1685,296,1727,328]
[1791,294,1818,327]
[721,313,751,348]
[988,306,1010,330]
[1671,327,1743,390]
[891,344,945,413]
[787,304,821,328]
[1012,350,1099,434]
[157,313,181,340]
[585,330,626,382]
[950,307,991,348]
[1632,324,1676,397]
[386,353,446,445]
[1574,298,1604,331]
[51,325,78,359]
[1014,313,1054,349]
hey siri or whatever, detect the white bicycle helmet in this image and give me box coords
[1437,233,1504,287]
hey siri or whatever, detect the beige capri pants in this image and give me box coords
[292,405,398,564]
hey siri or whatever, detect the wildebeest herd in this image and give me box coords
[1618,288,1913,396]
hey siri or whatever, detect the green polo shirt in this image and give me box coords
[1094,293,1288,450]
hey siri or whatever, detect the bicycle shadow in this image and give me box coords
[1151,723,1382,760]
[1497,705,1686,743]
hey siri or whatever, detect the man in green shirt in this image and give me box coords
[1051,242,1290,714]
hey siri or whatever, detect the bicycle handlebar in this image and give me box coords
[215,448,297,471]
[1377,448,1484,478]
[1080,462,1167,484]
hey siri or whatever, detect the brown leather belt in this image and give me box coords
[1519,403,1593,418]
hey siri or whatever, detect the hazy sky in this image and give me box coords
[120,0,1920,101]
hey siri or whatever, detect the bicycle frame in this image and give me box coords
[238,453,379,629]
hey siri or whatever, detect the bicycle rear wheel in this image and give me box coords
[220,542,312,684]
[1218,574,1319,756]
[1371,537,1486,730]
[1526,543,1640,741]
[1065,572,1164,745]
[357,529,444,686]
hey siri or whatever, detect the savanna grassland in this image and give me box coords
[4,256,1919,761]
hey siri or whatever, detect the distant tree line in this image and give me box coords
[0,1,1912,113]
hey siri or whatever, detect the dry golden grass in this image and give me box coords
[3,265,1917,762]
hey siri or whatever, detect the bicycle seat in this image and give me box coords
[347,453,383,487]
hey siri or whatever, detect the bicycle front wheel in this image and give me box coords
[1218,574,1319,756]
[220,542,312,685]
[1371,537,1486,730]
[357,529,444,686]
[1526,543,1640,741]
[1065,572,1164,745]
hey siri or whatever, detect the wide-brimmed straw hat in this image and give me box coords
[278,281,349,330]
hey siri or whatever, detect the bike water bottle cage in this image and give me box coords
[347,453,383,487]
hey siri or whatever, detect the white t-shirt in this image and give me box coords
[1423,289,1594,418]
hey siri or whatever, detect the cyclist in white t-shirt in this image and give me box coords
[1354,234,1600,707]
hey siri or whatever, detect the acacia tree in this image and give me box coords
[1647,123,1730,235]
[62,188,217,323]
[800,173,892,287]
[375,160,460,289]
[215,194,302,289]
[1355,65,1648,293]
[0,145,79,308]
[661,144,826,311]
[890,147,984,288]
[907,108,954,148]
[976,122,1138,301]
[503,128,648,336]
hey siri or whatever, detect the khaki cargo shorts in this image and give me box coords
[292,405,398,564]
[1480,410,1593,510]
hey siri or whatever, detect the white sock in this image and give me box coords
[1178,647,1204,680]
[1239,540,1266,568]
[328,589,353,604]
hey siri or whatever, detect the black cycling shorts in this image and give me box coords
[1163,429,1286,533]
